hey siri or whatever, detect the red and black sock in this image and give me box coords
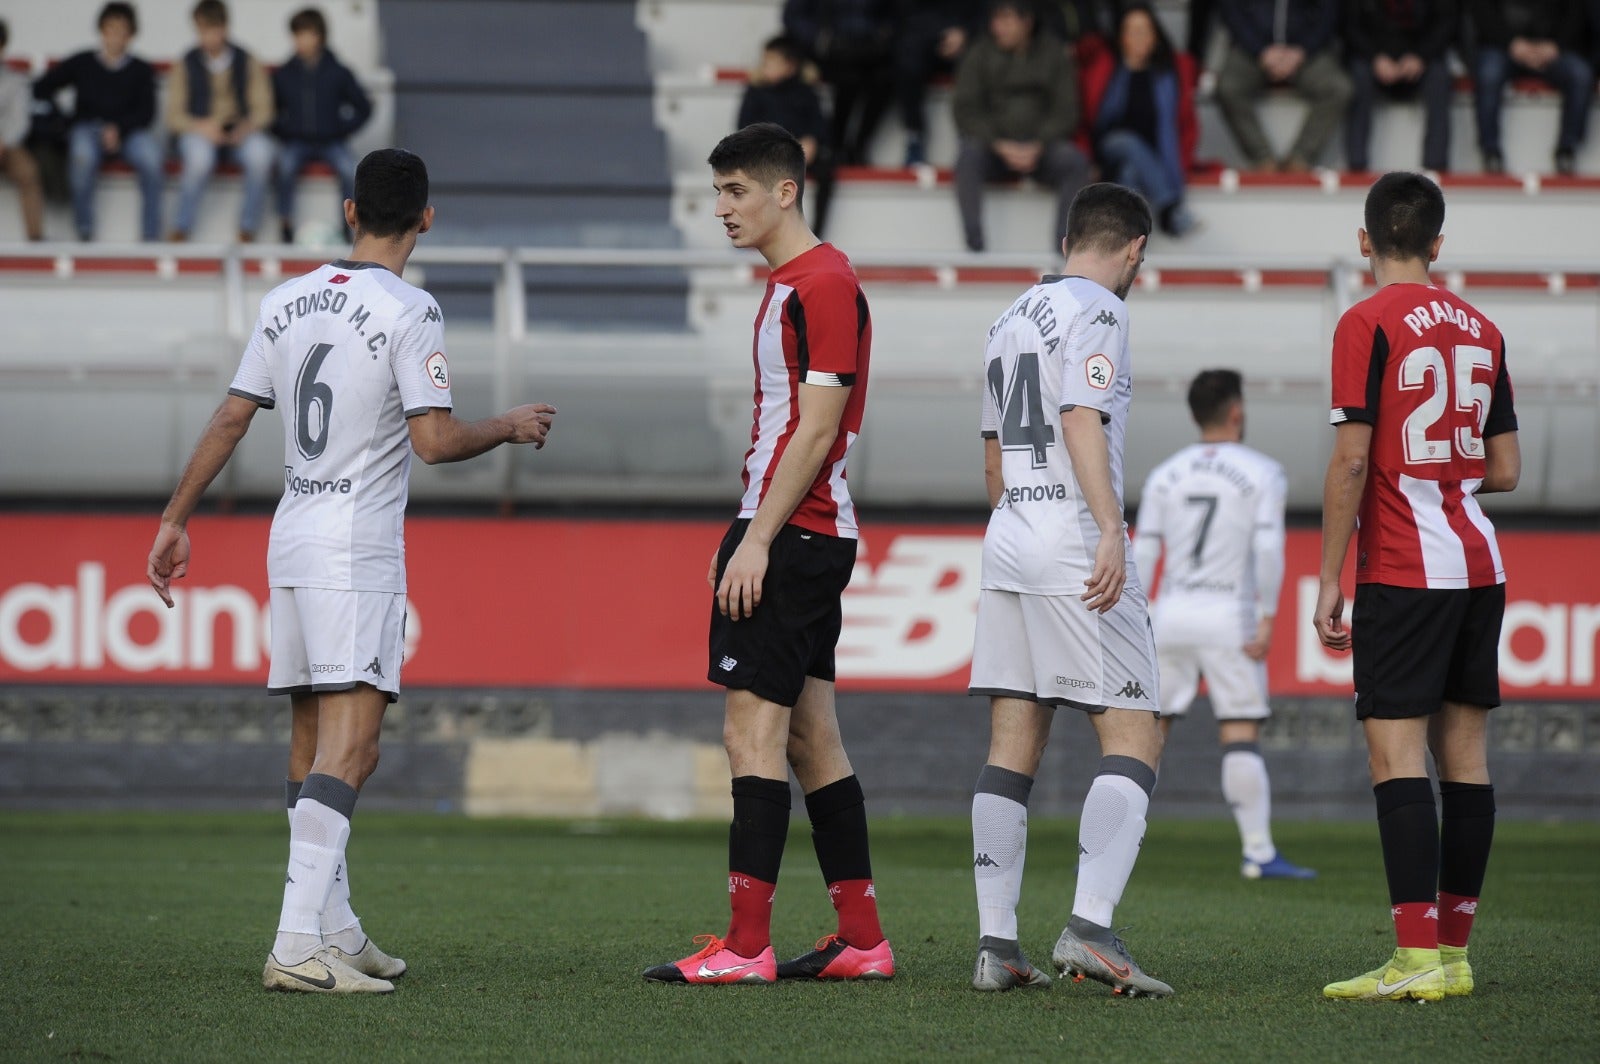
[725,775,790,957]
[1438,780,1495,947]
[804,775,884,949]
[1373,776,1439,950]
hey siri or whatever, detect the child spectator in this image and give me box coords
[0,20,45,241]
[33,3,162,241]
[166,0,275,242]
[272,7,371,244]
[736,35,834,235]
[1082,4,1200,236]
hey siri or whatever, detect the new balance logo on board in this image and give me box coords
[1116,680,1147,700]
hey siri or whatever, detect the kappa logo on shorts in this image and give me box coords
[364,657,384,678]
[1116,680,1148,700]
[718,655,738,671]
[1055,675,1096,690]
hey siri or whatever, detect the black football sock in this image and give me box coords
[805,775,884,946]
[1374,777,1439,949]
[725,775,790,956]
[1438,781,1495,947]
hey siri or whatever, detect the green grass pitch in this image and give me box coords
[2,812,1596,1062]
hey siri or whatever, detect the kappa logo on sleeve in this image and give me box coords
[425,352,450,389]
[1085,353,1113,390]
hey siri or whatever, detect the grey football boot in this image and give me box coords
[972,935,1053,991]
[1052,916,1172,998]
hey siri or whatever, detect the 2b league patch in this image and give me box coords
[425,352,450,389]
[1084,353,1113,390]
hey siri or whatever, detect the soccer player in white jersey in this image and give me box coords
[967,183,1171,998]
[1133,370,1316,881]
[146,149,556,994]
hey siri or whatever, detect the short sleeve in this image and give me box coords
[1482,338,1518,438]
[980,355,999,438]
[792,273,865,385]
[391,300,452,417]
[1330,308,1386,425]
[227,317,276,408]
[1058,297,1125,420]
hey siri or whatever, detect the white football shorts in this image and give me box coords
[267,587,405,701]
[1155,643,1270,720]
[969,586,1160,713]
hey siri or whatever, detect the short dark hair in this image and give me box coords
[762,34,805,67]
[192,0,227,27]
[1187,369,1244,428]
[1065,182,1152,256]
[353,149,429,238]
[708,122,807,203]
[98,2,137,33]
[1364,171,1445,261]
[0,19,8,51]
[289,7,327,40]
[990,0,1035,20]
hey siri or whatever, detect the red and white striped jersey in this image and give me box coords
[738,243,871,538]
[1330,282,1517,589]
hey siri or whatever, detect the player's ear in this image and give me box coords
[343,198,358,233]
[417,205,435,235]
[776,177,799,210]
[1357,227,1372,259]
[1428,232,1444,264]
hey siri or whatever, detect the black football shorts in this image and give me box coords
[707,518,857,707]
[1352,582,1506,719]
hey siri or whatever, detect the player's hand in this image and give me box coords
[101,124,121,153]
[147,522,191,609]
[1243,616,1274,661]
[1312,580,1350,652]
[706,547,719,590]
[505,403,556,448]
[1082,532,1126,614]
[716,539,768,621]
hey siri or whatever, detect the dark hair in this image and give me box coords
[289,7,327,40]
[192,0,227,27]
[98,2,137,33]
[989,0,1036,21]
[707,122,807,203]
[1118,3,1174,70]
[762,34,805,67]
[1364,171,1445,261]
[0,19,8,51]
[1065,182,1152,255]
[353,149,429,238]
[1187,369,1244,428]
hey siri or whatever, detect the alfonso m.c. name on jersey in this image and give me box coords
[227,260,454,593]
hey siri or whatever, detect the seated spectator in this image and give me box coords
[737,34,835,234]
[893,1,984,166]
[1214,0,1351,171]
[166,0,275,242]
[1344,0,1455,174]
[33,2,162,241]
[1037,0,1118,51]
[953,0,1091,252]
[1082,4,1200,236]
[782,0,897,165]
[1468,0,1594,174]
[0,20,44,241]
[272,7,371,244]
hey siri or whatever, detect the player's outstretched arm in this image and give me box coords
[1060,405,1125,614]
[406,404,556,465]
[1479,431,1521,494]
[1314,422,1372,652]
[147,394,261,608]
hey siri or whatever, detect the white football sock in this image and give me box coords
[1072,760,1153,929]
[972,765,1034,941]
[273,778,356,964]
[1222,743,1276,864]
[287,777,364,948]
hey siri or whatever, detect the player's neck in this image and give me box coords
[1370,256,1433,288]
[1060,253,1122,297]
[346,235,416,277]
[1198,429,1239,444]
[758,217,821,271]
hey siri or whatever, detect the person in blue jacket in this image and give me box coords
[272,7,371,243]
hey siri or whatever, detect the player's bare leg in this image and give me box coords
[970,698,1054,990]
[264,684,397,993]
[1053,706,1172,997]
[1429,702,1494,996]
[777,677,893,979]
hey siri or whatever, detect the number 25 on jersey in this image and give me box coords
[1398,344,1492,464]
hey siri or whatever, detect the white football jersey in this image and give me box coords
[228,260,453,592]
[979,275,1135,595]
[1135,441,1286,641]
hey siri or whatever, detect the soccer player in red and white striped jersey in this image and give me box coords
[643,123,891,987]
[1315,172,1520,1003]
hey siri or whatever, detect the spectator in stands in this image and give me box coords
[0,20,45,241]
[166,0,275,242]
[953,0,1091,252]
[1344,0,1456,174]
[1214,0,1351,171]
[272,7,371,244]
[1036,0,1117,48]
[893,1,985,167]
[1468,0,1594,174]
[782,0,897,165]
[737,34,836,234]
[1082,4,1201,237]
[33,3,162,241]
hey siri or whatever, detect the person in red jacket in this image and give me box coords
[1079,5,1200,237]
